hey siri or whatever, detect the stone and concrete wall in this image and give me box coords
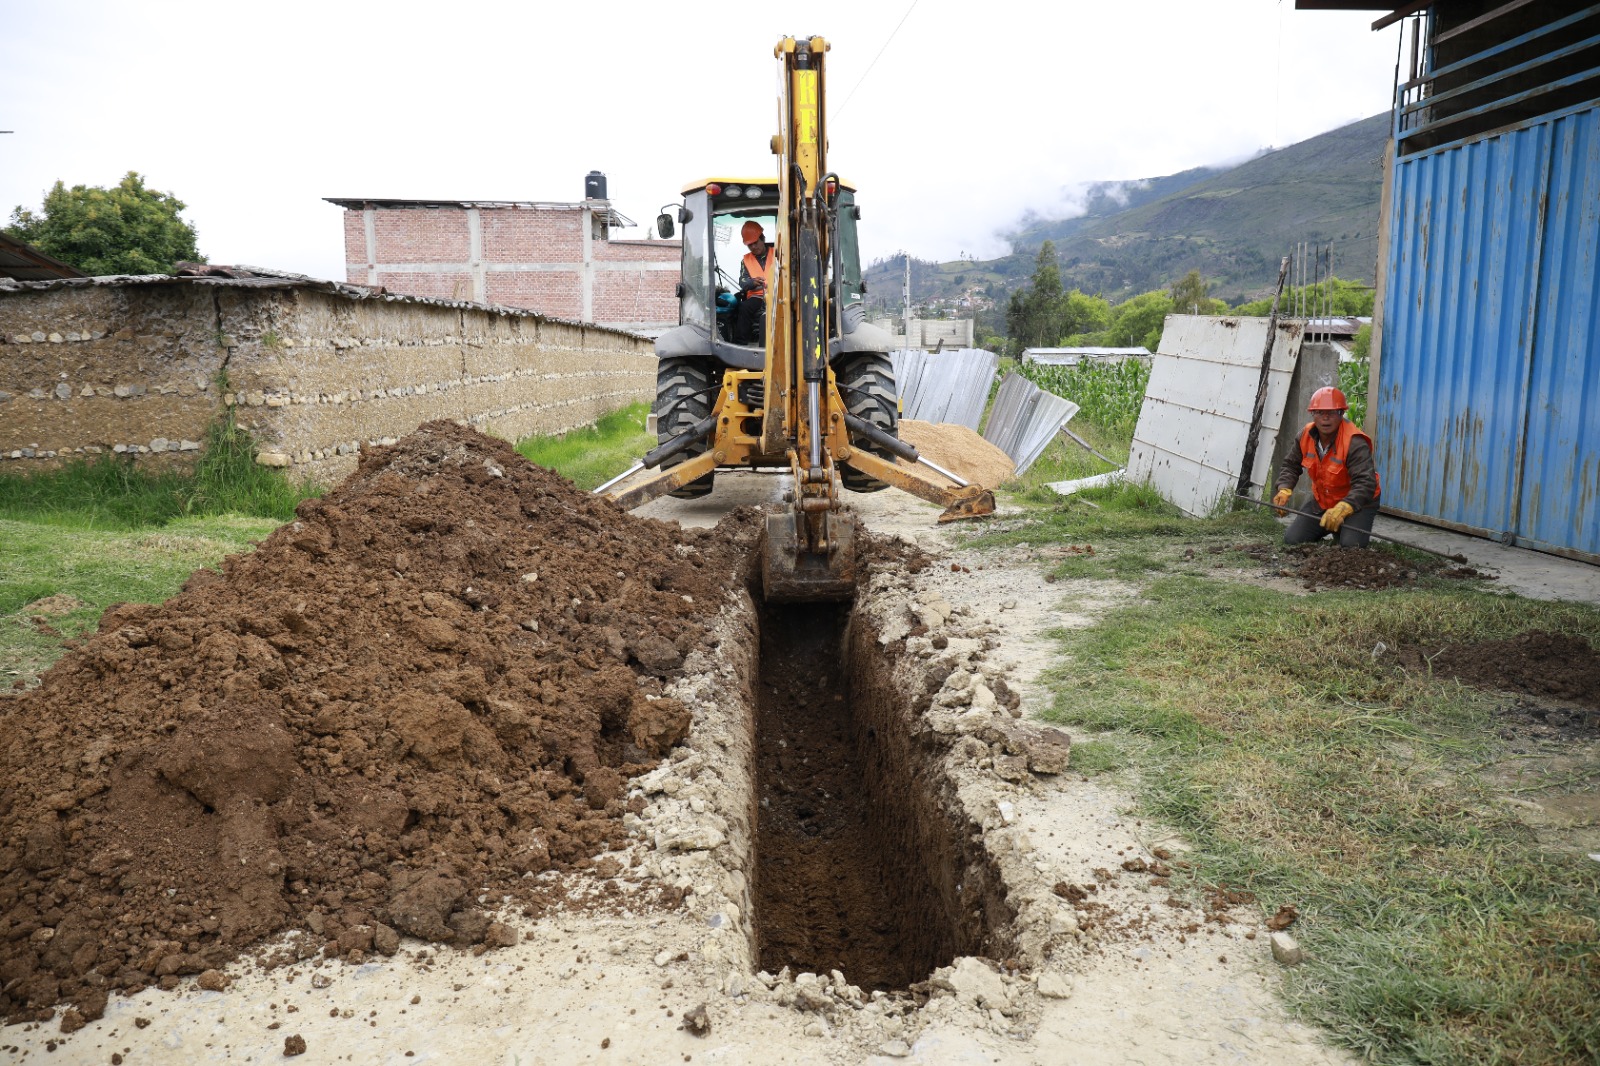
[0,277,656,484]
[332,200,681,335]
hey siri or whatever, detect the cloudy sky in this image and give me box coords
[2,1,1403,280]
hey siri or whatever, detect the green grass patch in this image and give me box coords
[0,413,316,529]
[515,402,655,490]
[1042,571,1600,1064]
[0,514,278,687]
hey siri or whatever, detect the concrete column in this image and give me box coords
[363,208,378,286]
[468,208,485,304]
[581,203,595,323]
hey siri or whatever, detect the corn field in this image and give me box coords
[1018,360,1152,440]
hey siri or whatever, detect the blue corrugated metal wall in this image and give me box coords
[1379,102,1600,561]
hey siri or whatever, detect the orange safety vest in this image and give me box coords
[742,247,772,297]
[1299,419,1381,511]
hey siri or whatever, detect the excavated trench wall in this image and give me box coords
[0,278,655,482]
[743,598,1012,991]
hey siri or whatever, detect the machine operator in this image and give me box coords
[735,220,773,345]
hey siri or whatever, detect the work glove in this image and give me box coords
[1320,500,1355,533]
[740,277,760,293]
[1271,487,1292,517]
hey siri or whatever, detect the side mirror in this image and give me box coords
[656,213,675,239]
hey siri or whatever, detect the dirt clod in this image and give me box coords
[284,1034,307,1056]
[0,422,756,1022]
[682,1002,712,1035]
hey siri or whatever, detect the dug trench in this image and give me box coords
[0,421,1073,1050]
[752,601,1011,991]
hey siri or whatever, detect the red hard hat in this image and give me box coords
[741,220,765,244]
[1309,386,1348,411]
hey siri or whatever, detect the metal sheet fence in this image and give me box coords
[1379,101,1599,561]
[982,373,1080,477]
[889,348,998,430]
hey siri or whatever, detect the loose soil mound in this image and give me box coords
[897,421,1015,490]
[1401,631,1600,712]
[0,421,757,1027]
[1288,545,1419,590]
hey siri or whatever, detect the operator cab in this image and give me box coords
[656,177,868,368]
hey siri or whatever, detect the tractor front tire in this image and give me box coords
[653,356,717,499]
[838,353,899,493]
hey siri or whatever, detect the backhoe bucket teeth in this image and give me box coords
[761,511,857,603]
[938,488,996,523]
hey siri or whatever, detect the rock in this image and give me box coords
[682,1002,712,1036]
[1025,728,1073,774]
[196,969,229,992]
[372,923,401,956]
[483,922,518,948]
[879,1039,912,1057]
[1270,932,1303,966]
[1036,973,1073,999]
[947,957,1009,1011]
[992,754,1030,781]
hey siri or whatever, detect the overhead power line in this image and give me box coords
[835,0,920,117]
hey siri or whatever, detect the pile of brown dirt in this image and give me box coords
[1288,546,1419,590]
[0,421,758,1027]
[897,421,1015,490]
[1400,631,1600,711]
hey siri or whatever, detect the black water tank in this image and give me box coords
[585,170,607,200]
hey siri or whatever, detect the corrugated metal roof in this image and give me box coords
[0,273,648,340]
[0,233,84,282]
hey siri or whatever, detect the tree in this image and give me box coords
[5,172,203,276]
[1107,290,1175,351]
[1004,241,1071,356]
[1169,269,1209,314]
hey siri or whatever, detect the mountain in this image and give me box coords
[866,112,1388,310]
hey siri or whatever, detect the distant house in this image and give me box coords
[326,185,680,336]
[1022,346,1152,367]
[0,233,84,282]
[1297,0,1600,563]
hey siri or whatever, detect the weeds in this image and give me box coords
[1035,566,1600,1065]
[0,410,315,529]
[515,402,655,490]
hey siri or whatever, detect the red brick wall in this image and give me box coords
[486,273,583,319]
[339,204,679,331]
[374,209,469,262]
[481,208,581,262]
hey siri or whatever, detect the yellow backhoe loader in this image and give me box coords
[598,36,994,601]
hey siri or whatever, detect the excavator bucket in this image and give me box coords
[761,511,857,603]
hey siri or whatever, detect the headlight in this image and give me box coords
[722,185,742,198]
[745,186,764,199]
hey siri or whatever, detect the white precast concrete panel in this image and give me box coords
[1127,316,1302,518]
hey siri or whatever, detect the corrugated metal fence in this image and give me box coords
[1379,100,1599,562]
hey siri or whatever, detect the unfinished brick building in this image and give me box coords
[327,191,680,336]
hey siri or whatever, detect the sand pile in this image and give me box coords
[0,421,757,1028]
[897,420,1016,489]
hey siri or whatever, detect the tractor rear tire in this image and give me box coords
[654,356,717,499]
[838,353,899,493]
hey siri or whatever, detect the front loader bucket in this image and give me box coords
[761,511,857,603]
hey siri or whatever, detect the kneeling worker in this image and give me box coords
[1271,386,1381,548]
